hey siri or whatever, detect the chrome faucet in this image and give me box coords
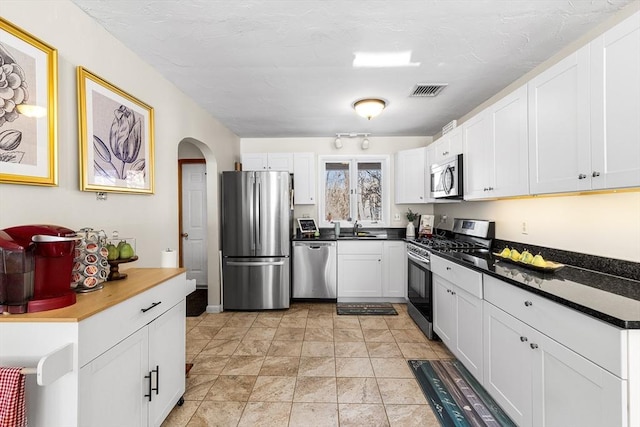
[353,220,362,236]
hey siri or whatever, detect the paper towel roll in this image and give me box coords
[161,249,178,268]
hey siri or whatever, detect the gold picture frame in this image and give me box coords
[0,18,58,186]
[77,66,154,194]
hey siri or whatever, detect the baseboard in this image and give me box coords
[206,304,223,313]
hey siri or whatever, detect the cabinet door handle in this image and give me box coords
[141,301,162,313]
[446,289,451,293]
[446,267,451,271]
[152,365,160,395]
[592,171,601,177]
[530,343,539,350]
[520,336,528,342]
[144,371,153,402]
[488,186,494,191]
[524,301,533,307]
[451,290,456,295]
[578,174,587,180]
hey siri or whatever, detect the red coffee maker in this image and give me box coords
[0,225,78,313]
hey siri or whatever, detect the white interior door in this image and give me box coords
[181,163,208,287]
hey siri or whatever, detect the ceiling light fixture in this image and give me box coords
[353,98,386,120]
[361,137,370,150]
[334,136,342,149]
[335,133,371,150]
[353,51,420,68]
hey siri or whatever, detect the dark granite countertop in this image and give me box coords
[430,250,640,329]
[292,227,406,242]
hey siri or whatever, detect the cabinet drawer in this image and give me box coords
[337,241,383,255]
[431,255,483,298]
[483,274,626,378]
[78,273,186,367]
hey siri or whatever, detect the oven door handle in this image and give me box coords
[407,251,430,267]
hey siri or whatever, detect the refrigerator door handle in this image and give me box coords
[255,179,261,252]
[227,261,286,267]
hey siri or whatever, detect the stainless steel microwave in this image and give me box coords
[430,154,463,199]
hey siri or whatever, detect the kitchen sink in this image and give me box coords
[338,231,388,239]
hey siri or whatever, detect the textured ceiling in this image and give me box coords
[71,0,634,138]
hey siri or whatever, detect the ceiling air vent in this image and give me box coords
[410,83,448,97]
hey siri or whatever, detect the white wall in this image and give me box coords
[241,136,434,226]
[0,1,241,308]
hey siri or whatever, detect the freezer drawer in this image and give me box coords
[222,257,290,310]
[292,242,337,299]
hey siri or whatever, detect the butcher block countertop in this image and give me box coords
[0,268,185,323]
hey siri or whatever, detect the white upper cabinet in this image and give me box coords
[528,45,591,194]
[395,147,428,204]
[464,85,529,200]
[590,11,640,190]
[293,152,316,205]
[433,126,463,163]
[241,153,268,171]
[241,153,294,172]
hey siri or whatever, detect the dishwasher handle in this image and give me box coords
[293,242,336,249]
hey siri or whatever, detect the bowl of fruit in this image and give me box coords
[493,247,565,273]
[106,239,138,280]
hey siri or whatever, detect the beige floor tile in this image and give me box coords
[252,317,282,328]
[231,312,259,320]
[279,317,308,328]
[333,328,365,342]
[190,355,229,375]
[298,357,336,377]
[336,377,382,404]
[293,376,337,403]
[225,317,256,328]
[306,317,334,329]
[359,317,390,329]
[186,317,202,329]
[268,340,303,356]
[336,357,375,377]
[205,375,257,401]
[213,327,249,340]
[257,311,284,319]
[249,375,297,402]
[289,403,339,427]
[391,329,428,343]
[334,342,369,358]
[377,378,427,404]
[220,356,264,375]
[385,318,420,330]
[370,358,414,378]
[274,327,306,341]
[200,339,240,356]
[243,327,277,341]
[333,317,361,329]
[363,329,396,343]
[385,404,439,427]
[237,402,291,427]
[283,307,309,318]
[397,342,438,359]
[186,339,209,355]
[430,341,455,359]
[338,403,390,427]
[366,342,403,358]
[233,340,271,356]
[302,341,335,357]
[186,326,221,341]
[187,401,245,426]
[161,400,199,427]
[304,327,334,342]
[259,356,300,376]
[197,317,229,328]
[184,374,217,401]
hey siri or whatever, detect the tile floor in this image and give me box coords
[162,302,453,427]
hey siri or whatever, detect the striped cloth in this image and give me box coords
[0,368,26,427]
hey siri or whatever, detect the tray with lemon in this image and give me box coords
[493,248,565,273]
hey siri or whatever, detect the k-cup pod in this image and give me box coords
[85,254,98,265]
[84,265,99,276]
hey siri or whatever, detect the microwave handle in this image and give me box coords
[443,165,454,194]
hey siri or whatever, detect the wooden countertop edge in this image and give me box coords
[0,268,186,323]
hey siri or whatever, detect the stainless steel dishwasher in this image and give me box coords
[292,241,337,299]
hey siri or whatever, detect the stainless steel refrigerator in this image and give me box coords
[221,171,291,310]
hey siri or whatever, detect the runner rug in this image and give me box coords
[336,303,397,315]
[409,359,517,427]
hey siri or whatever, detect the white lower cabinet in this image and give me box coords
[337,240,406,301]
[483,275,627,427]
[79,302,186,427]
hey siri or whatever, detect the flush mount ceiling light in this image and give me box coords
[353,51,420,68]
[353,98,386,120]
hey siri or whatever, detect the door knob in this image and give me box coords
[181,233,189,239]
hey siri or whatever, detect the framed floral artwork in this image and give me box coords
[77,66,154,194]
[0,18,58,186]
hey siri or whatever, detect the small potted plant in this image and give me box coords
[406,209,420,238]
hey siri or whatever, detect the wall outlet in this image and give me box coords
[393,213,401,221]
[441,215,448,223]
[522,221,528,235]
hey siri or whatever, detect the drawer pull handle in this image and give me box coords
[524,301,533,307]
[446,267,452,271]
[520,336,528,342]
[141,301,162,313]
[530,343,539,350]
[451,290,456,295]
[144,371,153,401]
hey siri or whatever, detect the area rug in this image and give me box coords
[409,359,517,427]
[186,288,207,317]
[336,303,398,315]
